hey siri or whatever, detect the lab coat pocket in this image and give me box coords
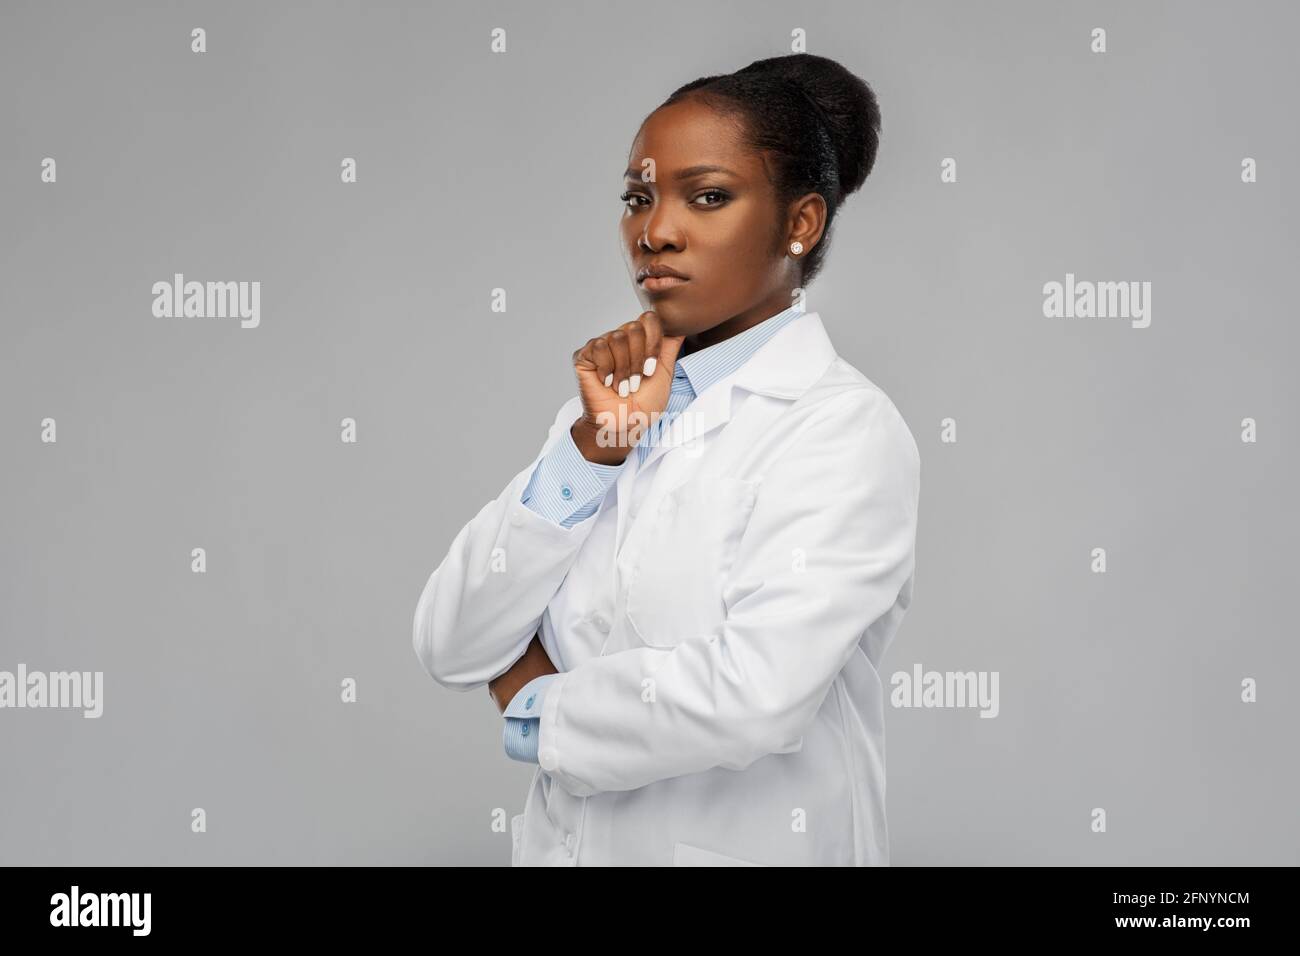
[672,841,766,866]
[625,475,759,649]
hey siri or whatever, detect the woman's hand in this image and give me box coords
[570,311,685,465]
[488,634,558,715]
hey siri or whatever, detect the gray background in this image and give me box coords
[2,0,1296,865]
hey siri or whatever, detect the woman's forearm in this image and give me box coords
[488,633,558,714]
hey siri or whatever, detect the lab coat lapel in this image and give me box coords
[632,307,835,476]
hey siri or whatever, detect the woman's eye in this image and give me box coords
[693,189,729,207]
[620,189,727,209]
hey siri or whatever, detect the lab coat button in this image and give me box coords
[509,509,525,527]
[564,833,575,854]
[592,614,610,633]
[538,747,558,770]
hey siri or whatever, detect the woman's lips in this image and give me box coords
[641,276,689,292]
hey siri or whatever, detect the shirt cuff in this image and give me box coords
[520,424,626,528]
[502,674,560,763]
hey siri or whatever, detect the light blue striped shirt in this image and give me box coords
[505,301,805,762]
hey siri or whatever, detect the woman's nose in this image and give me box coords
[641,207,683,251]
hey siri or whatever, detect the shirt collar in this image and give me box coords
[673,303,806,398]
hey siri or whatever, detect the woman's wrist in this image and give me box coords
[571,416,631,466]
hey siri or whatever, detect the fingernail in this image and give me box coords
[604,373,613,387]
[629,374,641,393]
[618,378,629,398]
[643,357,656,376]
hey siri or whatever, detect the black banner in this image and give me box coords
[0,865,1281,941]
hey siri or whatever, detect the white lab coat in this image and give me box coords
[413,310,920,866]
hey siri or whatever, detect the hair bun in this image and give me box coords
[735,53,881,201]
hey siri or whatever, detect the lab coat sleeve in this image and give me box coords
[412,394,602,691]
[536,388,921,796]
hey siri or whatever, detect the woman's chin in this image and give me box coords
[640,303,687,337]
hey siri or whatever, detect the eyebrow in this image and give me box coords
[622,163,739,182]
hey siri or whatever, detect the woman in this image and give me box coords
[414,53,920,866]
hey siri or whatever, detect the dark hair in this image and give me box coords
[660,53,881,286]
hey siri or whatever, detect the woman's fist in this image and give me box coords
[571,311,685,464]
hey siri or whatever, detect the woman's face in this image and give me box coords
[620,98,823,349]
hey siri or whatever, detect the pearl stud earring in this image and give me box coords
[789,241,803,255]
